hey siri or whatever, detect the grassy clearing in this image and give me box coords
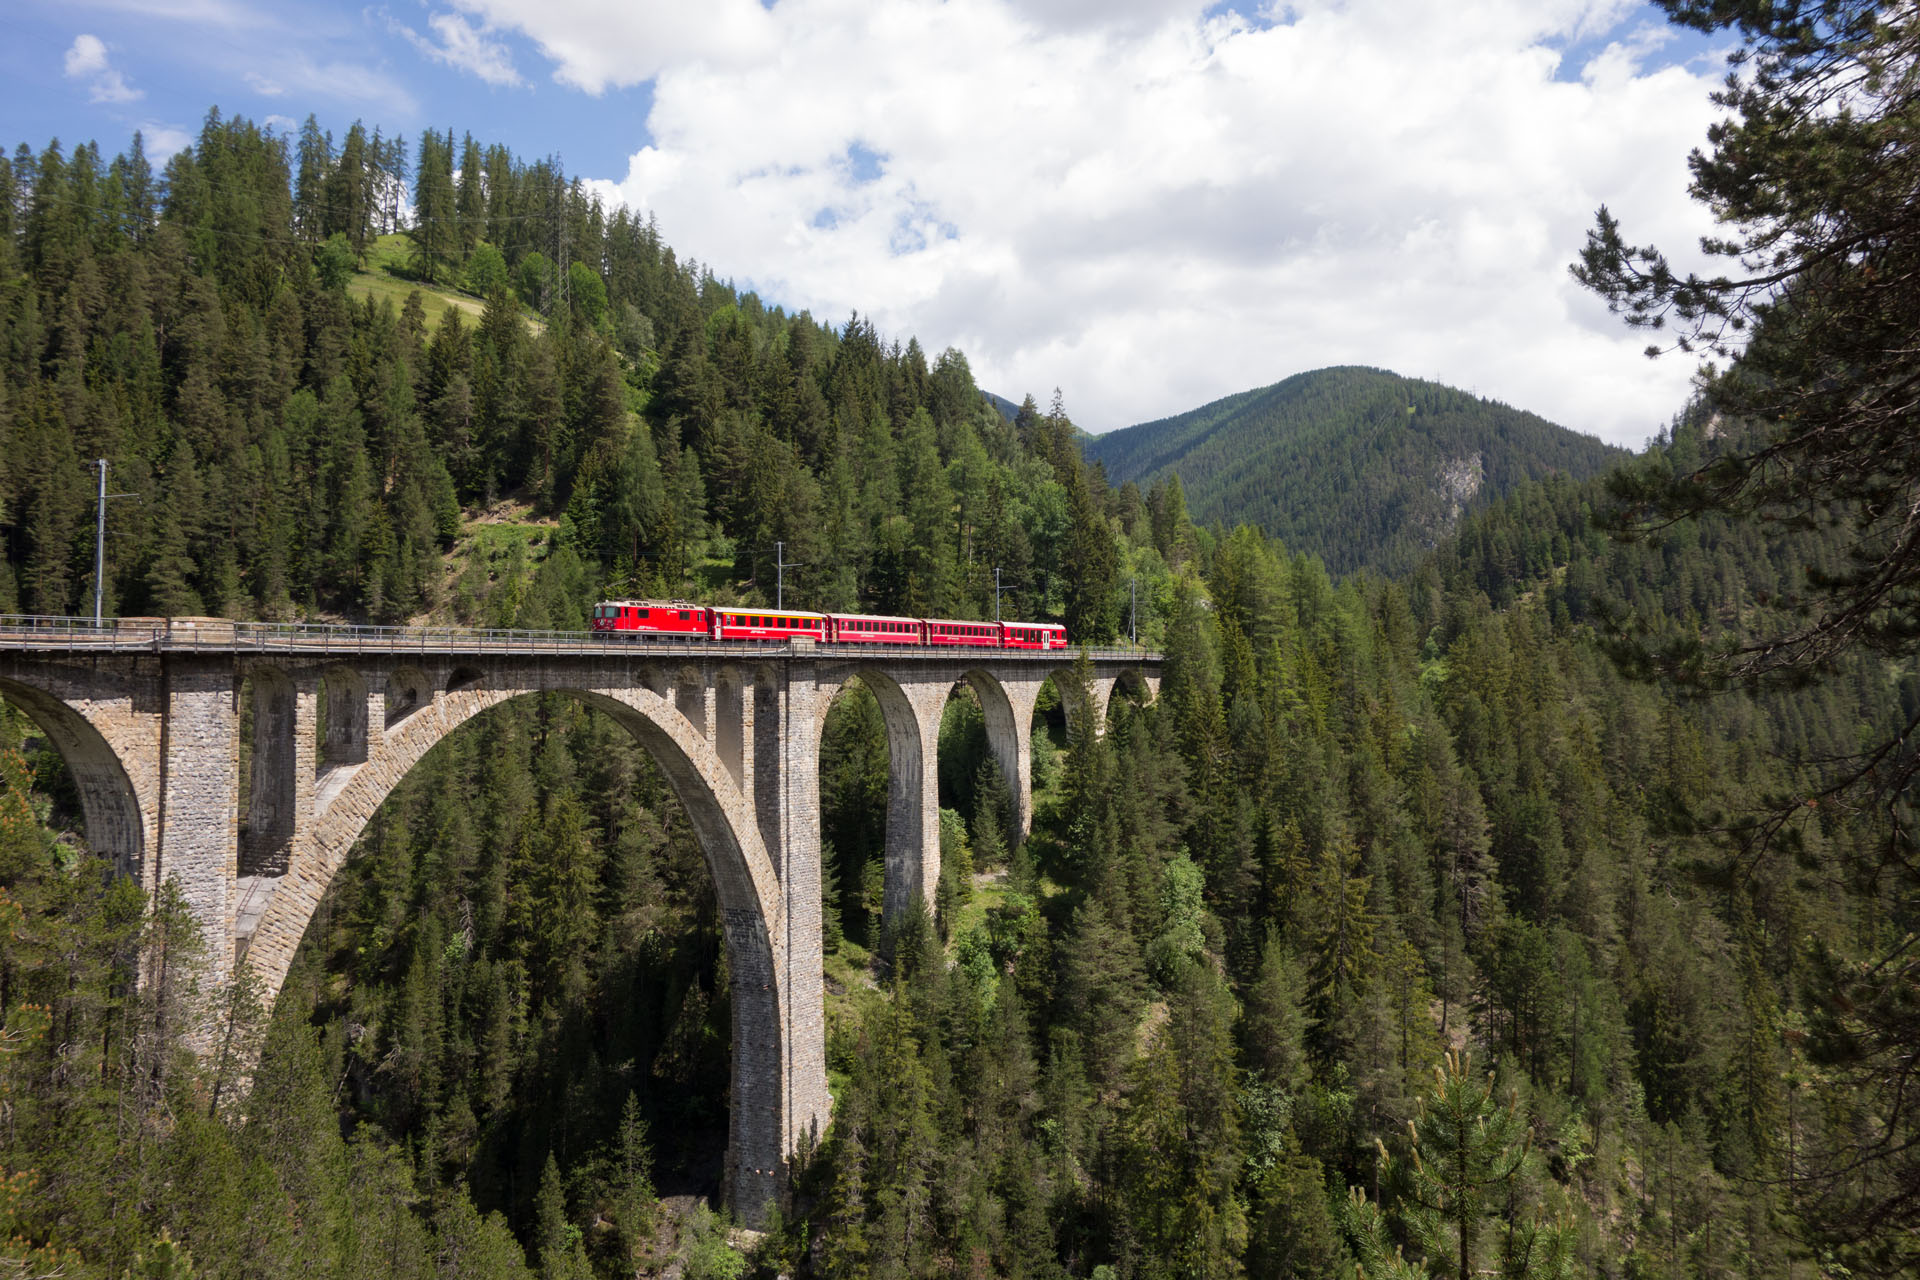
[423,511,558,626]
[822,938,885,1104]
[946,871,1011,948]
[346,234,541,333]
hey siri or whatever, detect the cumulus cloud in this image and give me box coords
[533,0,1725,445]
[449,0,778,93]
[64,33,143,103]
[64,33,110,77]
[137,123,194,162]
[393,10,526,87]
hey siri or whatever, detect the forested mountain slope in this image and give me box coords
[1086,366,1624,576]
[0,113,1127,640]
[0,109,1909,1280]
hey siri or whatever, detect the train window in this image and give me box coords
[679,611,691,621]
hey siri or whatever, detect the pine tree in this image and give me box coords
[1384,1052,1561,1280]
[409,130,457,285]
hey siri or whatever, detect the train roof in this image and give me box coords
[594,599,699,608]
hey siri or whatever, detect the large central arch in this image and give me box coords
[240,664,800,1220]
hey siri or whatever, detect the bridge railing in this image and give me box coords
[0,616,1158,663]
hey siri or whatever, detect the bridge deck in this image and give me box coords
[0,616,1159,663]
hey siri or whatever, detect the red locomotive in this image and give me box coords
[590,601,1067,649]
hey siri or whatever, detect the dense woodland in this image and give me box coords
[1084,367,1625,578]
[0,111,1125,638]
[0,97,1913,1280]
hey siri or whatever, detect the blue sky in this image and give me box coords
[4,2,658,175]
[3,1,1738,446]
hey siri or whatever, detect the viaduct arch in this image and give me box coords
[0,631,1158,1224]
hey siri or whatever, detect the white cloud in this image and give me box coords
[137,123,194,162]
[449,0,779,93]
[544,0,1725,446]
[64,33,111,77]
[64,32,143,103]
[393,10,526,87]
[245,70,284,96]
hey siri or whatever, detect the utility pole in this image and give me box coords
[774,541,802,610]
[1130,576,1137,649]
[93,460,108,626]
[993,567,1015,624]
[91,460,135,626]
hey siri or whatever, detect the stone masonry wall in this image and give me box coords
[157,656,240,989]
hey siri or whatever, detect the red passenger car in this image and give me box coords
[827,614,924,644]
[1002,622,1067,650]
[713,608,828,641]
[925,618,1004,647]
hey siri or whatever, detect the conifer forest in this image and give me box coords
[2,4,1918,1277]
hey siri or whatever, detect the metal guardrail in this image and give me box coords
[0,616,1159,663]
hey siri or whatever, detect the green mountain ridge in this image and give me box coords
[1086,366,1626,576]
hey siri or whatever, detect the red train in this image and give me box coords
[590,601,1068,649]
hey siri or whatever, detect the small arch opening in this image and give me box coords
[818,676,891,957]
[714,669,746,794]
[934,679,1018,944]
[240,665,297,879]
[384,665,431,729]
[318,666,369,771]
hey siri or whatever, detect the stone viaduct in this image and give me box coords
[0,620,1159,1223]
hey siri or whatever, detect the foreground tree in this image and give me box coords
[1381,1052,1572,1280]
[1574,0,1920,819]
[1576,5,1920,1269]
